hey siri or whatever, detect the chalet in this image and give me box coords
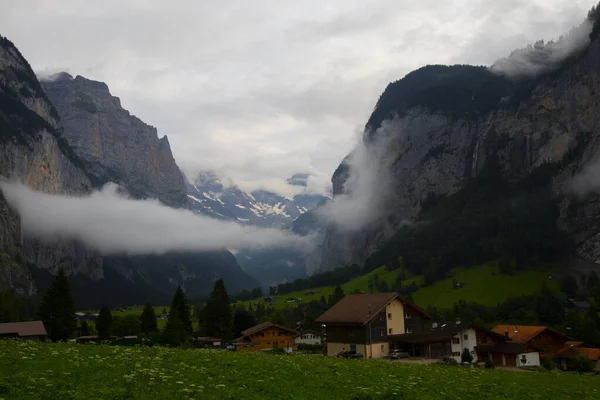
[315,293,431,359]
[554,342,600,371]
[491,325,573,355]
[473,325,573,367]
[293,330,323,346]
[233,321,298,352]
[0,321,47,341]
[389,321,507,363]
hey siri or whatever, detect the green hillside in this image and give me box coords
[238,262,555,312]
[237,265,420,310]
[412,263,557,308]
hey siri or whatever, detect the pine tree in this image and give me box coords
[166,286,193,334]
[331,285,345,305]
[37,267,77,341]
[96,306,113,338]
[461,348,474,363]
[140,303,158,334]
[201,279,233,339]
[0,290,20,323]
[79,320,90,336]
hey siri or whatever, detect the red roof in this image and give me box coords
[555,346,600,361]
[0,321,47,337]
[492,325,572,344]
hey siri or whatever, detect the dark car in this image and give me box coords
[337,350,364,359]
[388,349,410,359]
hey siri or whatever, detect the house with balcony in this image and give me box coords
[315,293,431,358]
[233,321,298,352]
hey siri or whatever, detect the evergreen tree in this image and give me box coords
[37,267,77,341]
[96,306,113,338]
[112,315,141,336]
[79,320,90,336]
[461,348,474,363]
[233,307,257,338]
[140,303,158,334]
[201,279,233,339]
[560,275,578,297]
[166,285,193,334]
[0,290,20,323]
[331,285,345,305]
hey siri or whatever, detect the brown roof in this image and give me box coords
[492,325,573,344]
[240,321,298,337]
[0,321,47,337]
[555,346,600,361]
[315,293,430,325]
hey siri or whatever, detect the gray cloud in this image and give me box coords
[571,159,600,196]
[317,120,400,232]
[490,20,593,76]
[0,181,313,255]
[1,0,597,195]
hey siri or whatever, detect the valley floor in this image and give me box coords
[1,340,599,399]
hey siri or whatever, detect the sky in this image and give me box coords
[1,0,597,196]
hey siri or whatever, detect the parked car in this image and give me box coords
[337,350,364,359]
[388,349,411,359]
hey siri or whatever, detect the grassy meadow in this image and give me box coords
[412,263,557,308]
[238,262,555,311]
[2,340,600,400]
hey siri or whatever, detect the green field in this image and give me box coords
[412,263,556,308]
[237,265,422,310]
[237,262,553,312]
[2,340,599,399]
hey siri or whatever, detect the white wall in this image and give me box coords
[517,352,540,367]
[450,328,478,363]
[294,334,322,345]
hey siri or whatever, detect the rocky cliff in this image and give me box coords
[318,9,600,273]
[0,36,258,307]
[0,36,101,296]
[41,73,188,208]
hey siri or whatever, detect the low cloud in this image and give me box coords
[490,19,592,77]
[317,120,399,232]
[571,158,600,196]
[0,181,314,255]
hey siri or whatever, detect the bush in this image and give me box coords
[297,344,325,354]
[572,356,595,375]
[542,356,559,371]
[461,348,474,364]
[485,357,495,369]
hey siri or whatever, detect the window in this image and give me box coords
[388,313,392,320]
[267,342,271,345]
[380,329,384,336]
[452,352,461,357]
[463,334,468,340]
[452,338,460,344]
[379,314,384,321]
[404,312,412,319]
[388,328,393,335]
[476,336,483,344]
[381,344,385,352]
[349,330,355,337]
[405,327,412,334]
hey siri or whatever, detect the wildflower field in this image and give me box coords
[1,340,600,400]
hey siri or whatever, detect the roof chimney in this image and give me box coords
[368,304,371,316]
[504,329,509,338]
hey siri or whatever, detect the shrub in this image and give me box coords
[461,348,474,364]
[572,356,595,375]
[542,356,559,371]
[485,357,495,369]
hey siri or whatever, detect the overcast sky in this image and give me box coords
[1,0,596,195]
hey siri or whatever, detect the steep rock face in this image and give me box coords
[0,36,258,306]
[319,24,600,272]
[0,36,101,295]
[41,74,188,208]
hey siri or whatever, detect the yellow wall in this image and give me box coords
[366,342,389,359]
[385,299,405,335]
[326,342,367,357]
